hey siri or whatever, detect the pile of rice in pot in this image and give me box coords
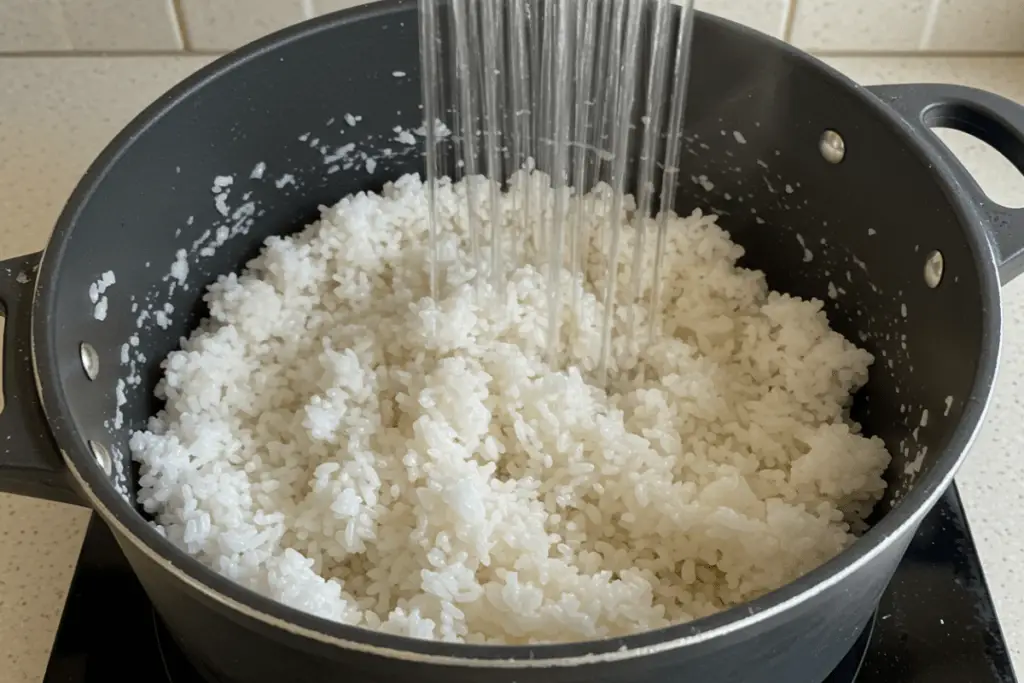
[131,172,890,644]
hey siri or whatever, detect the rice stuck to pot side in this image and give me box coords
[130,172,891,644]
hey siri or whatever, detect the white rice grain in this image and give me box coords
[132,172,890,644]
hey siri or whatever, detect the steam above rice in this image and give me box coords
[130,172,890,644]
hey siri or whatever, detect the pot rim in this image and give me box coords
[31,1,1004,667]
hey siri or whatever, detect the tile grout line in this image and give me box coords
[171,0,193,52]
[0,50,225,58]
[919,0,942,51]
[812,49,1024,58]
[3,50,1024,58]
[781,0,799,44]
[1,49,1022,59]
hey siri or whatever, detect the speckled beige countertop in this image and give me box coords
[1,55,1024,682]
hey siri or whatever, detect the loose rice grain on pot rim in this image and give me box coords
[130,171,890,644]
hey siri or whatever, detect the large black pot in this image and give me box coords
[2,3,1023,682]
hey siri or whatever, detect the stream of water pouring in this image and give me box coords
[418,0,696,379]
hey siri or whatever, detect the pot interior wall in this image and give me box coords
[48,4,984,533]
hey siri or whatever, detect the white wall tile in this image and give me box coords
[926,0,1024,52]
[790,0,932,51]
[58,0,183,51]
[178,0,311,51]
[0,0,71,52]
[5,0,1024,54]
[313,0,375,13]
[697,0,791,39]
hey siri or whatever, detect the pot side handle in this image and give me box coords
[868,83,1024,285]
[0,251,81,505]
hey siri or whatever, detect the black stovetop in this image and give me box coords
[43,485,1018,683]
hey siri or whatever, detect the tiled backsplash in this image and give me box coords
[0,0,1020,54]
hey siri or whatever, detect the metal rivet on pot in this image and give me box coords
[80,342,99,380]
[819,130,846,164]
[924,250,944,288]
[89,440,112,476]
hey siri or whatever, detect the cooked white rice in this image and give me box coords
[130,172,891,644]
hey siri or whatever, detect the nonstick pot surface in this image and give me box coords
[25,0,1002,662]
